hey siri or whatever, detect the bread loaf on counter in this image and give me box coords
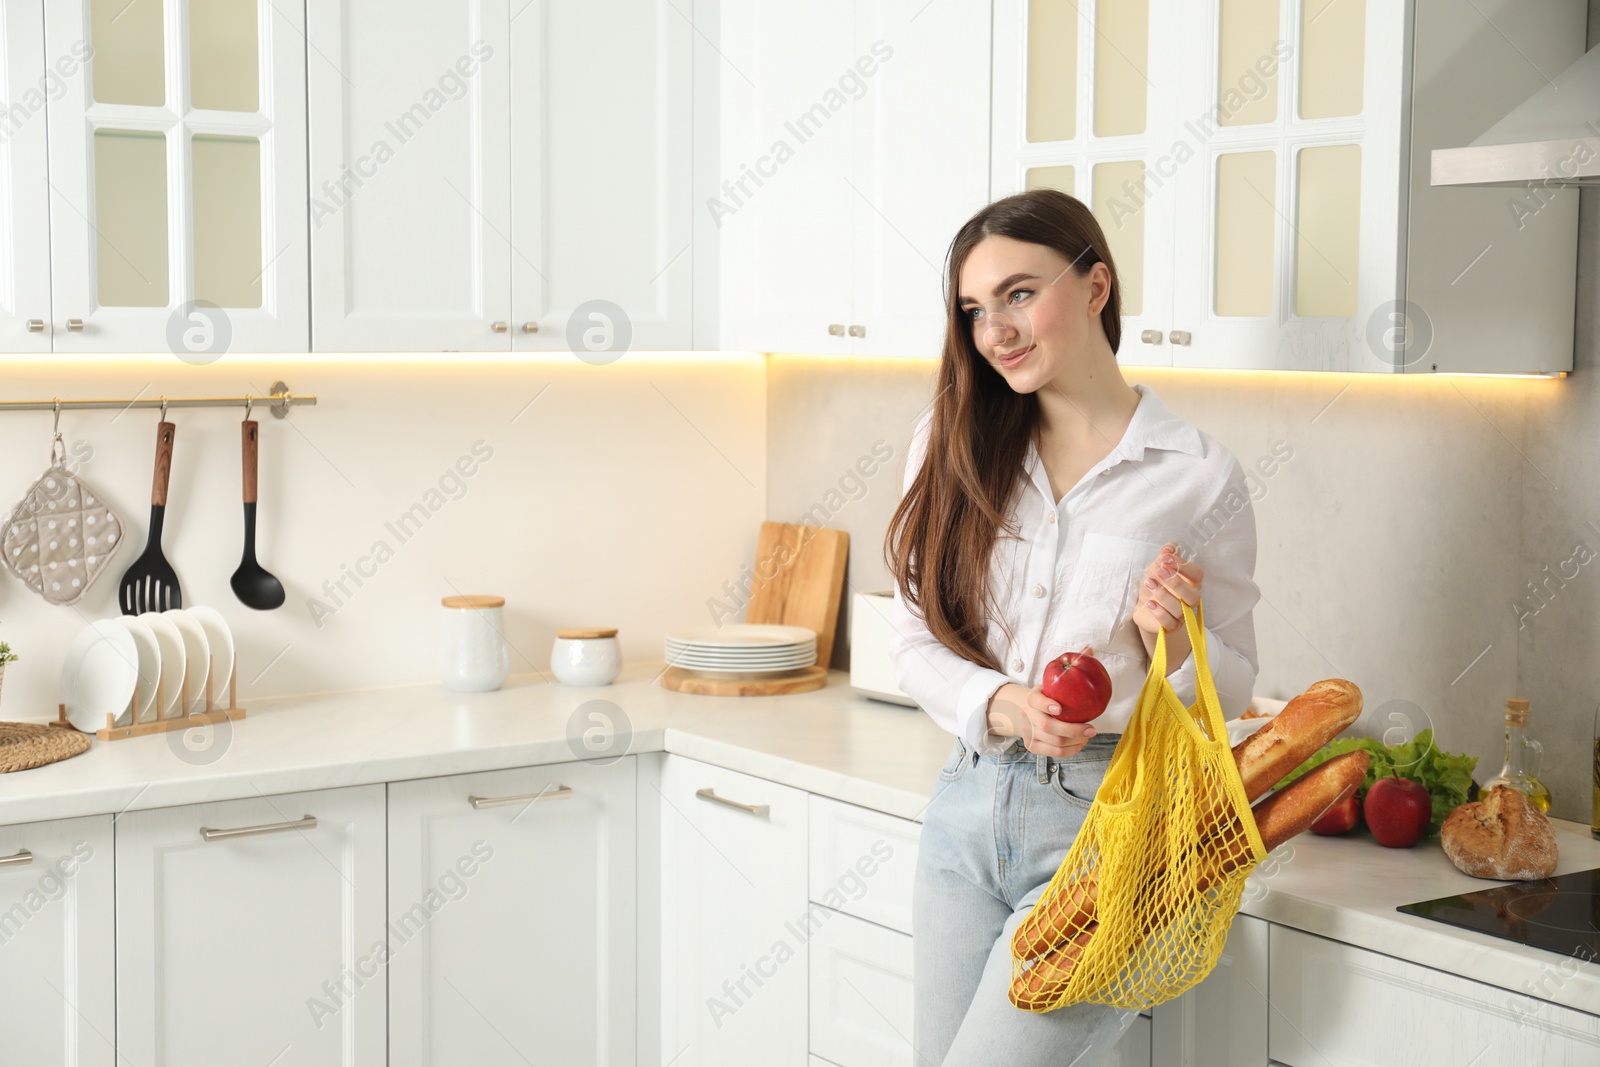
[1440,785,1558,880]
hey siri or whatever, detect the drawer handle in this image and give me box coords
[1168,329,1192,345]
[827,323,845,336]
[26,319,44,333]
[695,787,769,818]
[66,318,84,332]
[491,320,509,333]
[469,786,573,809]
[0,848,32,868]
[1140,329,1162,344]
[847,324,866,337]
[200,815,317,841]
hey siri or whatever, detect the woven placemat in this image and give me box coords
[0,721,90,773]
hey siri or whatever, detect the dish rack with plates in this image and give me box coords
[52,654,246,742]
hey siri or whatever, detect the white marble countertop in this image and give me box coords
[3,663,1597,1015]
[0,664,955,827]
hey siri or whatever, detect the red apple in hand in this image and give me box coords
[1040,647,1113,723]
[1309,791,1361,836]
[1363,772,1432,848]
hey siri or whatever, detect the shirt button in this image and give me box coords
[1011,658,1024,672]
[1046,511,1057,524]
[1099,469,1110,477]
[1031,584,1045,598]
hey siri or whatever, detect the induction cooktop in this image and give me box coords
[1398,867,1600,961]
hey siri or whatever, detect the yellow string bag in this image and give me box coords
[1008,599,1266,1012]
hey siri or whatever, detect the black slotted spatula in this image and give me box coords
[119,420,181,614]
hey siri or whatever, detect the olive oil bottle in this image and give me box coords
[1592,706,1600,837]
[1483,698,1551,812]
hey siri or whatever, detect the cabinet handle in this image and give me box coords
[827,324,845,336]
[695,787,769,818]
[469,786,573,809]
[200,815,317,841]
[848,324,866,337]
[491,321,509,333]
[521,321,539,334]
[66,318,84,332]
[0,848,32,868]
[26,319,43,333]
[1168,330,1191,345]
[1140,329,1163,344]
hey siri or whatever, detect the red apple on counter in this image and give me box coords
[1309,791,1361,836]
[1363,772,1432,848]
[1040,646,1113,723]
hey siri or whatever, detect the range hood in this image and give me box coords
[1431,42,1600,187]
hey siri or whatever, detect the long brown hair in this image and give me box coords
[884,188,1123,671]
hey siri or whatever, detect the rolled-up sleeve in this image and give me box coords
[886,416,1016,756]
[1165,458,1261,719]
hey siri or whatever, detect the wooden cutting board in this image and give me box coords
[743,521,849,668]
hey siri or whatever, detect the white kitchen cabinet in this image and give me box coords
[989,0,1178,369]
[809,909,915,1067]
[1269,925,1600,1066]
[1151,912,1268,1067]
[807,794,920,936]
[0,0,55,352]
[387,759,637,1067]
[718,0,990,357]
[993,0,1584,375]
[115,784,386,1067]
[508,0,694,354]
[309,0,692,353]
[44,0,309,353]
[0,815,114,1066]
[658,755,810,1066]
[307,0,512,352]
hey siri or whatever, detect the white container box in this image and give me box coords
[849,592,916,707]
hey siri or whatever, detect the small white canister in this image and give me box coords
[550,628,621,686]
[439,595,511,692]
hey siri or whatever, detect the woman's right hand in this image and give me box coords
[986,681,1098,758]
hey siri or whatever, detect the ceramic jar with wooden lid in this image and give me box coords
[550,628,621,687]
[438,595,510,692]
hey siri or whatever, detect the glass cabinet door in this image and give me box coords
[992,0,1178,368]
[45,0,306,353]
[1167,0,1407,371]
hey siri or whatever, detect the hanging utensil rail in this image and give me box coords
[0,381,314,419]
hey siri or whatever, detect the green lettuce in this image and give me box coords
[1276,728,1476,837]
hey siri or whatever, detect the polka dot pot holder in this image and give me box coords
[0,457,124,606]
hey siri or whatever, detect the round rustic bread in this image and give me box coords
[1440,785,1557,880]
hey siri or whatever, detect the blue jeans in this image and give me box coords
[913,734,1137,1066]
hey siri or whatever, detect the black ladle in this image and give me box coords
[231,419,285,609]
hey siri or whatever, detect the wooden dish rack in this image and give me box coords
[52,655,246,742]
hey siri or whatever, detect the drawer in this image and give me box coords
[1151,913,1268,1065]
[1269,926,1600,1066]
[809,909,915,1067]
[808,794,921,935]
[808,907,1151,1067]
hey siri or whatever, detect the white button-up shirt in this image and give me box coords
[888,383,1260,756]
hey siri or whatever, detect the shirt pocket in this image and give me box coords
[1054,532,1169,654]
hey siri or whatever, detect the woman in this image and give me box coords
[884,188,1260,1064]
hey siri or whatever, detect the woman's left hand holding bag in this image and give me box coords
[1132,542,1204,669]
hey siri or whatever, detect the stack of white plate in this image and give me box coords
[664,624,817,676]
